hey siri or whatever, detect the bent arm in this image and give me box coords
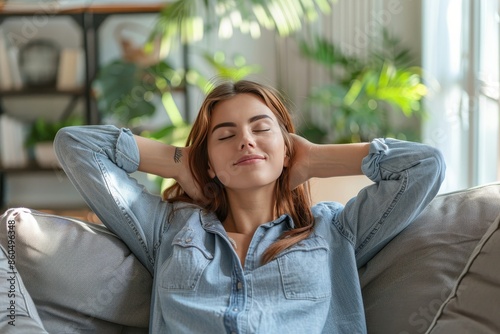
[134,135,182,178]
[289,134,370,188]
[54,125,174,272]
[342,138,446,267]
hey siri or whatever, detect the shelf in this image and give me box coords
[0,2,165,15]
[0,2,188,210]
[0,163,62,173]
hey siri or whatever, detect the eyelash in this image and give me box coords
[218,129,270,141]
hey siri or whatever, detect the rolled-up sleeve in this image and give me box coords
[54,125,170,273]
[339,138,446,268]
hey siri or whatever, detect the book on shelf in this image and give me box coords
[56,47,84,91]
[7,46,23,90]
[0,114,29,169]
[0,27,23,91]
[0,27,13,91]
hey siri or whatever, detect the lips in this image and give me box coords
[234,154,266,165]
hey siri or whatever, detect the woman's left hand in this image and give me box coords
[288,134,314,189]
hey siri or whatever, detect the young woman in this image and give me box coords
[54,79,445,333]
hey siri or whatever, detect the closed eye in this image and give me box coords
[219,134,235,140]
[254,129,270,133]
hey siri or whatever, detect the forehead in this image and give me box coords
[210,93,278,124]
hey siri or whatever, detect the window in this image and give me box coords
[422,0,500,192]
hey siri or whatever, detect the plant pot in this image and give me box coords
[34,141,60,168]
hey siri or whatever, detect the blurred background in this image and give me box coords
[0,0,498,214]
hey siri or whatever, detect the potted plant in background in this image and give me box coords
[297,29,428,144]
[294,28,429,203]
[25,117,83,168]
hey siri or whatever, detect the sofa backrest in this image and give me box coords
[360,182,500,333]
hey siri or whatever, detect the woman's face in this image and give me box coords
[207,93,288,190]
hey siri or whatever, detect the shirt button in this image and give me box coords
[233,308,238,312]
[185,238,192,243]
[237,281,243,290]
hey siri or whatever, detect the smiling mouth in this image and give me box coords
[234,156,266,165]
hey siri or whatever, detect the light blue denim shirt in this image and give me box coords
[54,125,445,334]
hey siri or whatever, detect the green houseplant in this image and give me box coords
[297,29,427,144]
[152,0,337,53]
[25,117,83,168]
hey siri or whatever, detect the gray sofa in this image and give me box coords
[1,182,500,333]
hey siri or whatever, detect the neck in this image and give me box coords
[224,185,276,235]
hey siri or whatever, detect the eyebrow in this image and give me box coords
[211,114,273,134]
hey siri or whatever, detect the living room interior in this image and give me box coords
[1,1,500,333]
[0,0,498,216]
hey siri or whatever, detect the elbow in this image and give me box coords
[54,126,82,165]
[430,146,446,184]
[422,145,447,192]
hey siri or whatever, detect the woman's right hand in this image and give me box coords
[175,146,209,204]
[135,136,207,203]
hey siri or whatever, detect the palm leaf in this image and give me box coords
[153,0,337,54]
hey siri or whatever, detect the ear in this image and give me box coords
[283,147,290,167]
[284,155,290,167]
[207,161,216,178]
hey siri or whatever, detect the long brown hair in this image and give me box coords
[163,80,315,263]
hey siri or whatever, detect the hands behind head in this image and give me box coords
[175,134,315,204]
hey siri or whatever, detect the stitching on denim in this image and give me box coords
[332,218,355,245]
[355,169,409,255]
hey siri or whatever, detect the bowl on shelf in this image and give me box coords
[19,39,60,87]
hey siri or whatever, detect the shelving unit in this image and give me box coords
[0,2,189,210]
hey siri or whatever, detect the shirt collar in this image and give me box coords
[199,210,294,230]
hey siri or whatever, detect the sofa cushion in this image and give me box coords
[426,210,500,334]
[359,183,500,334]
[0,208,152,334]
[0,245,48,333]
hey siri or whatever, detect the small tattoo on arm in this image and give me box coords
[174,147,182,163]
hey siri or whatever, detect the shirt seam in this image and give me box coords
[355,169,409,255]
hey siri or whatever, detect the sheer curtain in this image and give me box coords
[422,0,500,192]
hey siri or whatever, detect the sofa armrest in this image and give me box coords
[0,208,153,334]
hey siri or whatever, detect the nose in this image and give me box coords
[239,131,256,150]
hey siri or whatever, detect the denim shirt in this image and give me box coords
[54,125,445,334]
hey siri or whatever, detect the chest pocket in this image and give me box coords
[159,227,214,291]
[277,236,331,300]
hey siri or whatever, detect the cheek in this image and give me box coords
[270,137,287,161]
[207,146,228,176]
